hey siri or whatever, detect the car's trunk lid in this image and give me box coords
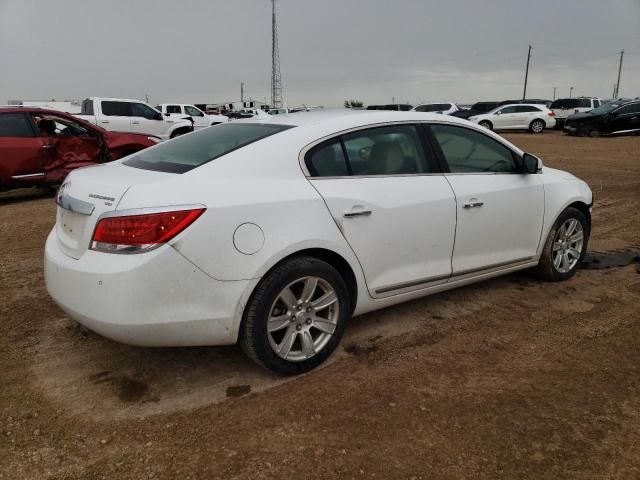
[55,163,170,259]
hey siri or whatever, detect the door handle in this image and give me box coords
[132,121,140,124]
[462,199,484,209]
[101,120,109,124]
[343,209,372,218]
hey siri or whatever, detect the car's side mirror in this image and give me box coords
[164,113,170,117]
[153,112,163,121]
[522,153,542,174]
[495,111,501,115]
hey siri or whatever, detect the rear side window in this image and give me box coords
[0,113,35,137]
[166,105,182,114]
[515,106,541,113]
[124,123,293,173]
[430,124,517,173]
[101,101,131,116]
[306,140,349,177]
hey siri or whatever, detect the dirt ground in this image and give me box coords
[1,131,639,479]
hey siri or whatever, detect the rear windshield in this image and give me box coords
[550,98,591,109]
[124,123,293,173]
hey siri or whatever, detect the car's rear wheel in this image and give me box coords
[240,256,350,375]
[529,119,545,133]
[534,207,589,281]
[479,120,492,130]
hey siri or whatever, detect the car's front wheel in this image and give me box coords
[479,120,492,130]
[529,119,545,133]
[240,256,350,375]
[534,207,589,281]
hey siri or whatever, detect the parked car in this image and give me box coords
[365,104,413,111]
[470,104,556,133]
[564,99,640,137]
[45,111,592,374]
[155,104,228,129]
[549,97,603,127]
[450,101,501,120]
[500,99,552,107]
[0,107,157,191]
[75,98,193,140]
[411,103,460,115]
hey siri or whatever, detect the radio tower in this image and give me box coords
[270,0,283,108]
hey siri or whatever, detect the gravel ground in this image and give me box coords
[1,130,639,479]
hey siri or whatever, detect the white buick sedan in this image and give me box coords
[45,111,592,374]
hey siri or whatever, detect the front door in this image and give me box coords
[184,105,209,129]
[492,105,518,129]
[0,112,46,187]
[130,102,167,137]
[307,124,457,296]
[609,102,640,134]
[429,123,544,275]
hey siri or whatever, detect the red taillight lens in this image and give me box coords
[548,111,556,117]
[91,208,205,253]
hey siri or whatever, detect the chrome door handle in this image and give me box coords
[101,120,109,124]
[344,209,372,218]
[463,200,484,209]
[132,121,140,124]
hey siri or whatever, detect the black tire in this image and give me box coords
[529,119,545,134]
[239,256,350,375]
[533,207,589,281]
[479,120,492,130]
[588,128,602,138]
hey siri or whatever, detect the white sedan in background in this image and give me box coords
[45,111,591,374]
[470,104,556,133]
[412,102,460,115]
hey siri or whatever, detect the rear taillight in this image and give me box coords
[91,208,205,254]
[548,111,556,117]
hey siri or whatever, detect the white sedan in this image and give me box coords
[470,104,556,133]
[45,111,592,374]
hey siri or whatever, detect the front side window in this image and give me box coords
[0,113,35,137]
[101,101,130,117]
[496,106,517,114]
[131,103,159,119]
[184,105,204,117]
[430,124,518,173]
[124,123,293,173]
[614,103,640,115]
[415,104,441,112]
[32,114,90,136]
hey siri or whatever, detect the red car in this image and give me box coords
[0,107,158,190]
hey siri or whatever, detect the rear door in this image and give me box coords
[98,101,133,132]
[609,102,640,134]
[308,123,457,296]
[0,112,46,187]
[428,123,544,275]
[515,105,540,128]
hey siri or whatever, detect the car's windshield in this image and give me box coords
[588,102,622,115]
[123,123,293,173]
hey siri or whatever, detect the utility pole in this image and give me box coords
[270,0,283,108]
[522,45,532,101]
[240,82,244,102]
[569,86,574,98]
[613,49,624,99]
[553,87,557,100]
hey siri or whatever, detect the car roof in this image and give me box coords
[0,106,73,115]
[497,103,548,108]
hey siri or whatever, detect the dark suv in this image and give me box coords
[564,100,640,137]
[450,101,500,120]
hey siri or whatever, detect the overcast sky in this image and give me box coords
[1,0,638,107]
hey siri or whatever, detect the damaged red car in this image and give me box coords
[0,107,159,191]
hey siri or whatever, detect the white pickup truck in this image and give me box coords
[75,98,193,140]
[155,104,228,130]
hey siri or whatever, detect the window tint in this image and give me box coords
[101,101,131,116]
[515,106,541,113]
[615,103,640,115]
[341,125,431,176]
[166,105,181,114]
[0,113,35,137]
[124,123,293,173]
[184,105,204,117]
[593,100,600,107]
[415,104,446,112]
[306,140,349,177]
[430,124,518,173]
[82,99,94,115]
[131,103,159,119]
[497,106,517,114]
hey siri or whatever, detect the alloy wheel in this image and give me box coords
[552,219,584,273]
[532,120,544,133]
[267,276,340,362]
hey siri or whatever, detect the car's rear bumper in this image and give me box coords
[44,230,255,347]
